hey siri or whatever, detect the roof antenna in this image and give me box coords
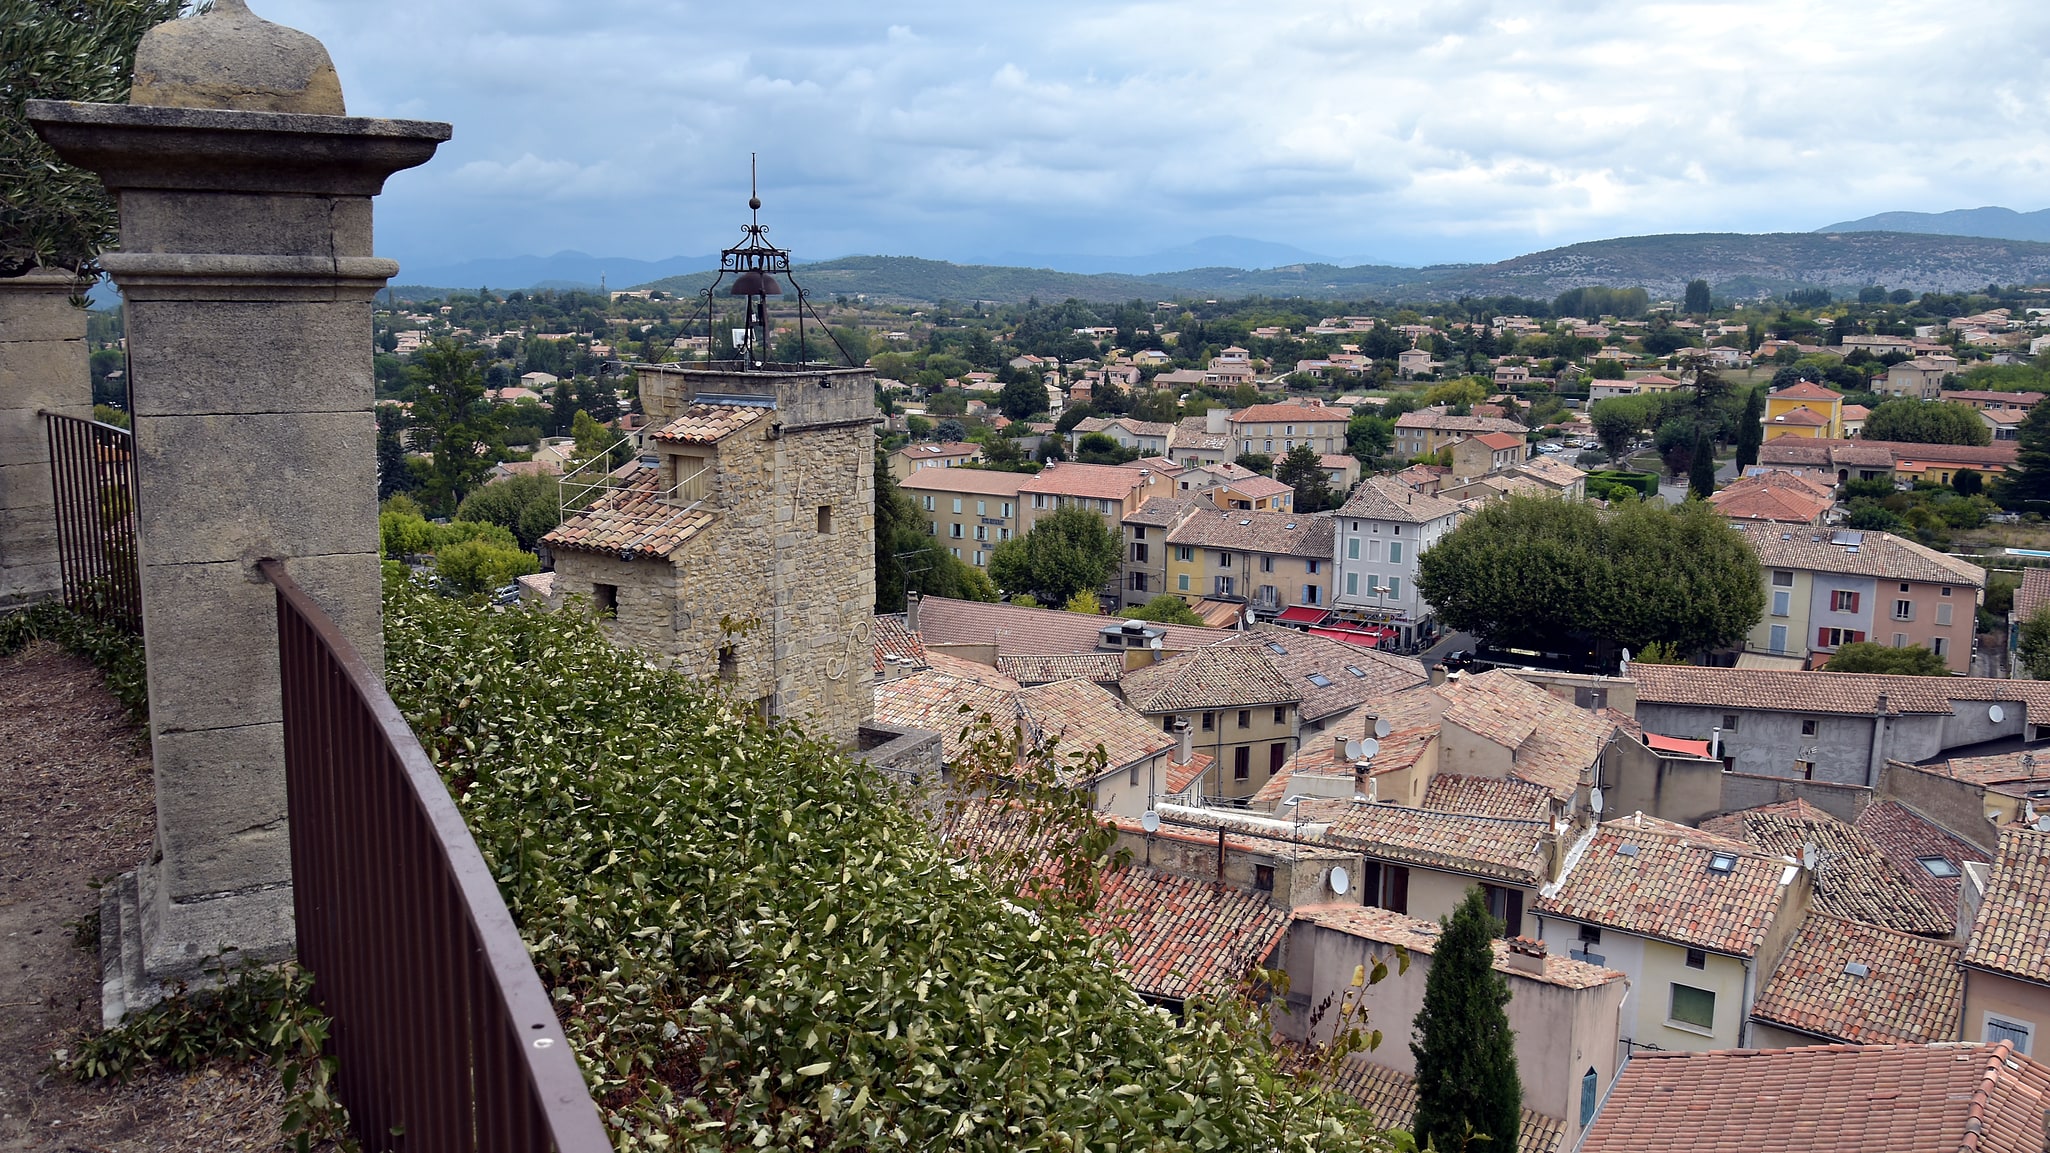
[749,152,761,223]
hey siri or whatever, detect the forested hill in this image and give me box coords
[391,230,2050,307]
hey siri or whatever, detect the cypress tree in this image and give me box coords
[1734,385,1764,471]
[1689,429,1718,500]
[1411,888,1521,1152]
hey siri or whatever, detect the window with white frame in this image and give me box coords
[1986,1015,2033,1055]
[1669,983,1715,1031]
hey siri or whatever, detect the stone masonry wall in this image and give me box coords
[0,273,93,608]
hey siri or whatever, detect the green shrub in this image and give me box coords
[432,537,538,595]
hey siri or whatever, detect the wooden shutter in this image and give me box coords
[1390,866,1410,915]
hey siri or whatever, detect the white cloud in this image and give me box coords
[251,0,2050,268]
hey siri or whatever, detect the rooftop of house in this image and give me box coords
[1948,390,2047,406]
[2016,567,2050,621]
[1749,913,1964,1046]
[1442,670,1626,801]
[1761,437,2018,470]
[1964,825,2050,985]
[1629,664,2050,720]
[1322,1059,1565,1153]
[1905,749,2050,791]
[539,464,716,560]
[1513,456,1586,486]
[1707,472,1836,524]
[1471,431,1525,451]
[1230,402,1347,425]
[1534,814,1799,957]
[1119,644,1300,714]
[1123,494,1205,528]
[994,653,1126,685]
[872,613,928,673]
[1392,411,1525,433]
[1072,416,1176,438]
[1700,799,1950,935]
[1323,802,1553,886]
[1853,800,1983,922]
[1164,508,1334,558]
[648,402,770,445]
[873,657,1173,781]
[1423,773,1556,822]
[1578,1042,2050,1153]
[1221,624,1428,726]
[1293,904,1625,990]
[1769,380,1842,401]
[1730,523,1985,586]
[909,595,1235,657]
[896,467,1031,496]
[1090,864,1293,1004]
[1216,475,1296,501]
[1017,461,1157,500]
[1335,475,1463,525]
[1171,415,1232,450]
[1767,407,1833,428]
[892,440,982,459]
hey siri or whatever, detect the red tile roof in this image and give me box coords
[1750,913,1963,1045]
[1535,816,1800,957]
[1090,864,1291,1003]
[1473,431,1525,450]
[540,464,715,560]
[994,653,1126,685]
[1323,803,1552,886]
[872,613,928,672]
[1018,461,1154,500]
[647,402,769,444]
[1699,799,1950,935]
[1231,403,1349,425]
[1630,664,2050,721]
[1854,800,1982,921]
[2017,568,2050,622]
[1964,826,2050,985]
[1580,1042,2050,1153]
[1120,645,1300,713]
[910,595,1235,657]
[896,467,1032,496]
[1294,904,1624,990]
[1423,774,1554,822]
[1769,380,1841,401]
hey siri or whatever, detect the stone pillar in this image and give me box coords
[28,1,447,1011]
[0,270,92,609]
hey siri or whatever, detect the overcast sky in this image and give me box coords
[258,0,2050,270]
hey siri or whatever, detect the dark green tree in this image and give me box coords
[1276,444,1337,512]
[1824,642,1950,675]
[2,0,191,275]
[988,506,1122,605]
[1411,888,1521,1153]
[1684,279,1712,315]
[1734,385,1765,470]
[1861,399,1991,446]
[375,404,412,501]
[2008,402,2050,505]
[997,376,1047,421]
[409,340,496,515]
[1235,451,1274,475]
[1954,468,1984,496]
[455,472,562,551]
[1688,430,1717,500]
[1126,593,1207,626]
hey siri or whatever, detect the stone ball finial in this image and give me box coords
[128,0,346,115]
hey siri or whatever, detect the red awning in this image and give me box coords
[1644,732,1713,758]
[1277,606,1331,626]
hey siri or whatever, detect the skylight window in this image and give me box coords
[1617,843,1640,858]
[1346,665,1367,678]
[1708,852,1739,874]
[1307,673,1333,688]
[1267,642,1289,655]
[1844,961,1870,977]
[1918,855,1961,878]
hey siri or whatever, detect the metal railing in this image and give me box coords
[262,559,610,1152]
[43,412,140,631]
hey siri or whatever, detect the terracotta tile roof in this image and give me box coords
[1393,411,1526,435]
[1750,913,1963,1045]
[1322,1059,1565,1153]
[1123,494,1203,527]
[1768,407,1832,427]
[1471,431,1526,451]
[995,653,1126,685]
[1018,678,1176,778]
[1535,816,1799,956]
[1164,752,1212,795]
[1215,474,1295,500]
[1294,904,1624,990]
[1335,475,1464,525]
[911,595,1236,657]
[1090,864,1291,1003]
[896,467,1032,496]
[1708,473,1835,524]
[1513,455,1585,487]
[1769,380,1841,401]
[1072,416,1176,439]
[1699,799,1950,935]
[647,401,769,444]
[1948,390,2047,407]
[874,657,1172,786]
[1424,774,1555,822]
[1854,801,1984,921]
[1171,415,1232,451]
[1964,826,2050,985]
[540,464,715,560]
[1580,1042,2050,1153]
[1165,508,1335,559]
[2017,568,2050,621]
[1323,803,1551,886]
[1120,645,1299,713]
[892,440,981,461]
[1231,403,1349,426]
[1731,523,1985,586]
[1222,624,1427,725]
[870,655,1024,762]
[1018,461,1152,500]
[1630,664,2050,722]
[1906,750,2050,790]
[872,613,927,673]
[1442,671,1619,801]
[1869,438,2017,467]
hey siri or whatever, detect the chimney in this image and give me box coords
[1335,733,1352,762]
[905,591,922,634]
[1504,936,1547,976]
[1173,717,1192,766]
[1207,407,1228,435]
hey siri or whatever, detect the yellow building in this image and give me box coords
[897,467,1029,570]
[1761,380,1843,440]
[1162,508,1335,615]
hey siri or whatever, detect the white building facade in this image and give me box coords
[1331,477,1461,648]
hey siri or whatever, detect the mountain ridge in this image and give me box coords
[1818,206,2050,243]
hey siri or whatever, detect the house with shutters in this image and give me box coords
[1330,477,1462,648]
[1730,522,1985,671]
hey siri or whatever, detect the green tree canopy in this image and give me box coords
[1127,593,1207,626]
[455,472,563,552]
[1276,444,1338,513]
[997,375,1047,421]
[410,340,497,515]
[1684,279,1712,314]
[433,537,539,595]
[1734,385,1765,471]
[988,506,1123,605]
[2008,402,2050,506]
[1861,399,1991,446]
[1415,496,1764,654]
[2023,605,2050,680]
[1823,642,1950,676]
[1411,888,1521,1153]
[1590,396,1654,462]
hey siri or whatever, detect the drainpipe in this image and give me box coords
[1739,955,1756,1048]
[1867,692,1889,788]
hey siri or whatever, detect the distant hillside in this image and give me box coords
[973,235,1340,275]
[398,250,720,292]
[1818,206,2050,244]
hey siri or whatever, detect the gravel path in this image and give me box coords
[0,643,292,1152]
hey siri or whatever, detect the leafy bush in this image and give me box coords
[456,472,564,551]
[433,537,538,595]
[1583,469,1659,497]
[381,578,1386,1151]
[378,508,519,559]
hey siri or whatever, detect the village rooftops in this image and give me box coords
[1578,1042,2050,1153]
[1854,800,1983,921]
[1164,509,1333,558]
[1423,773,1555,823]
[1335,475,1463,524]
[1769,380,1842,401]
[1294,904,1624,990]
[1750,913,1964,1045]
[893,440,981,461]
[909,595,1235,657]
[1392,411,1525,434]
[1119,644,1299,713]
[1964,826,2050,987]
[1222,625,1428,726]
[1700,799,1949,935]
[647,401,769,445]
[1230,402,1348,425]
[872,657,1171,781]
[896,467,1031,496]
[1322,803,1552,886]
[1471,431,1525,451]
[1535,814,1800,958]
[2020,568,2050,622]
[1441,670,1626,801]
[1706,472,1835,524]
[1092,864,1293,1004]
[1730,523,1985,586]
[540,464,715,560]
[1629,663,2050,721]
[994,653,1125,685]
[871,614,928,672]
[1018,460,1161,500]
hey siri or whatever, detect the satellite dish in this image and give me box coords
[1375,717,1393,739]
[1991,704,2007,724]
[1330,866,1352,896]
[1344,738,1364,760]
[1802,842,1819,871]
[1590,787,1605,815]
[1141,810,1160,834]
[1358,737,1380,760]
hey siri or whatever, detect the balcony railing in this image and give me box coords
[262,560,609,1152]
[43,411,140,632]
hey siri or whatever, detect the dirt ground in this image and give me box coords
[0,643,288,1152]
